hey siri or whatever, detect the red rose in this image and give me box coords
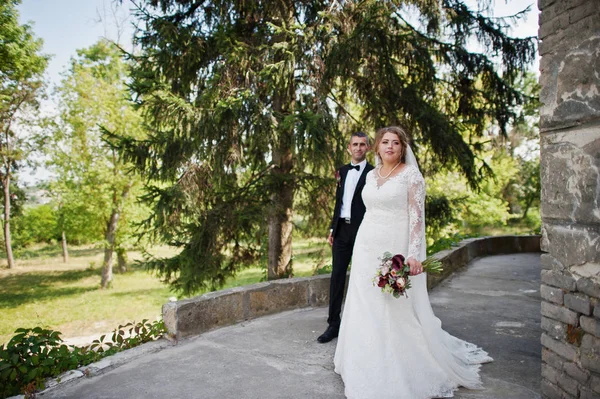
[335,170,341,186]
[391,254,405,271]
[377,277,387,288]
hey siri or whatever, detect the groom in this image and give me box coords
[318,131,373,343]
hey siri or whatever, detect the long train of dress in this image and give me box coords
[334,166,492,399]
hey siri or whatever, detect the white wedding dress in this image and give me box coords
[334,164,492,399]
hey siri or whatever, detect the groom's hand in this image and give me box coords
[407,257,423,275]
[327,232,334,246]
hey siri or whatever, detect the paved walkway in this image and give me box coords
[41,253,541,399]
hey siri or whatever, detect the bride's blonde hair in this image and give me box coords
[374,126,411,164]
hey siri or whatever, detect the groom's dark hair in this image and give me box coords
[350,131,370,145]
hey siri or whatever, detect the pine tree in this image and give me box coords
[115,0,536,294]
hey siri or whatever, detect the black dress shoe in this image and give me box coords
[317,326,339,343]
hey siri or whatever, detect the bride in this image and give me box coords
[333,126,492,399]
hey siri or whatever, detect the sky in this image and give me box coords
[18,0,135,89]
[17,0,540,184]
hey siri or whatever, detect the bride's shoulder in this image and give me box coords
[403,164,424,181]
[402,164,419,173]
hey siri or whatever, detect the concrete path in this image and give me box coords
[41,253,541,399]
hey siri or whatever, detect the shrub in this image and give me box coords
[0,327,74,398]
[0,320,166,398]
[12,205,59,248]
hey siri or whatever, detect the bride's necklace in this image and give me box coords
[377,162,402,179]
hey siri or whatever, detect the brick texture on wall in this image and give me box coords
[538,0,600,397]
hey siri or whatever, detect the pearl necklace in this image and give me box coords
[377,162,402,179]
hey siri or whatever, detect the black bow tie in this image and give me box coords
[350,165,360,171]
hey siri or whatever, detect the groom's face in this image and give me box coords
[347,136,370,164]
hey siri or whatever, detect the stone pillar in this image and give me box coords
[538,0,600,398]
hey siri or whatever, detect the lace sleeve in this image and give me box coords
[407,167,426,261]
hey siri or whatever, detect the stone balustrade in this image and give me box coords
[163,235,540,339]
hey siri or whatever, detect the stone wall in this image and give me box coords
[163,235,540,339]
[538,0,600,398]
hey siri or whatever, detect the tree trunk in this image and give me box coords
[2,175,15,269]
[267,144,294,279]
[267,2,296,280]
[117,247,127,273]
[61,230,69,263]
[100,209,119,288]
[522,196,534,220]
[100,182,132,288]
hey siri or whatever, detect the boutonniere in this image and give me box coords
[335,170,342,187]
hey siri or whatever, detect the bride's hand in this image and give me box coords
[407,257,423,275]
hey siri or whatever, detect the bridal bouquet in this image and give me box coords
[373,252,443,298]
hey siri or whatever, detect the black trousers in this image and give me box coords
[327,219,360,328]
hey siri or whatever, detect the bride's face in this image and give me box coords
[378,132,403,164]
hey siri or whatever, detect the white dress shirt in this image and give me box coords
[340,159,367,219]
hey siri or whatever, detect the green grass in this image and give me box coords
[0,240,330,345]
[0,255,171,345]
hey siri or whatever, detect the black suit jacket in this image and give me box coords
[330,162,374,238]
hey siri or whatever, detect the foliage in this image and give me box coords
[506,156,540,219]
[322,0,535,186]
[426,152,519,243]
[42,39,149,285]
[55,198,106,245]
[463,153,519,227]
[425,195,455,243]
[0,182,26,220]
[520,206,541,233]
[12,204,58,248]
[506,72,541,147]
[314,263,333,275]
[0,0,49,267]
[0,320,166,398]
[496,71,540,221]
[425,147,541,244]
[113,0,536,295]
[0,327,75,398]
[426,232,478,256]
[90,319,167,352]
[44,39,145,240]
[0,0,48,125]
